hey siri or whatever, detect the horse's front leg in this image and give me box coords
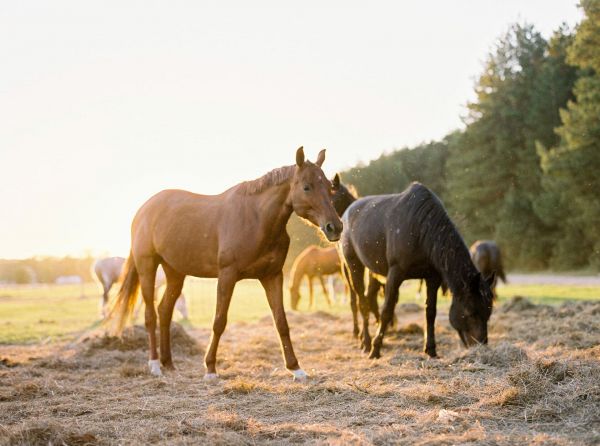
[424,276,441,358]
[204,267,237,381]
[260,272,306,381]
[369,266,402,359]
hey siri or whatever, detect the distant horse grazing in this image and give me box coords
[108,148,342,381]
[289,246,343,310]
[93,257,126,318]
[332,180,495,359]
[470,240,506,297]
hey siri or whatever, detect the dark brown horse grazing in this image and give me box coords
[470,240,507,297]
[109,148,342,381]
[332,180,495,359]
[289,246,342,310]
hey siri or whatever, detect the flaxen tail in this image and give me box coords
[106,253,139,335]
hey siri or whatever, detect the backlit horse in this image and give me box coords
[332,179,495,358]
[289,245,344,310]
[108,148,342,381]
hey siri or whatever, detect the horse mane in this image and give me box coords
[404,182,491,305]
[239,165,296,195]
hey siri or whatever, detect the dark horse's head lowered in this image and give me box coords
[291,148,343,242]
[330,179,495,352]
[449,271,495,347]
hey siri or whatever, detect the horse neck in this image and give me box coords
[431,231,479,296]
[250,181,294,239]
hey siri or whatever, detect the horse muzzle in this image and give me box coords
[322,221,343,242]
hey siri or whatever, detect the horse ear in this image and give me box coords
[316,149,326,167]
[296,146,305,167]
[332,173,341,189]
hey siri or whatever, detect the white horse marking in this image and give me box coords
[292,369,308,382]
[148,359,162,376]
[203,373,219,382]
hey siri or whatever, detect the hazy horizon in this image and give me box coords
[1,1,582,259]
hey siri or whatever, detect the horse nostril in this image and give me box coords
[326,223,335,233]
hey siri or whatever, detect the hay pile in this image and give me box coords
[0,299,599,445]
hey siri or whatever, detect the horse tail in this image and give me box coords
[106,253,139,335]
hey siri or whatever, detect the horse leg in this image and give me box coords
[204,267,236,380]
[318,275,332,308]
[424,276,441,358]
[157,266,185,370]
[343,264,359,337]
[101,282,110,318]
[347,261,369,353]
[260,272,305,381]
[366,275,380,324]
[175,293,189,319]
[308,277,314,309]
[137,258,160,375]
[369,266,402,359]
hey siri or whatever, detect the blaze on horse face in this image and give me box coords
[449,272,495,347]
[291,148,343,242]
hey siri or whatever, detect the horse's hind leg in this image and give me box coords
[318,275,332,307]
[424,275,441,358]
[204,267,237,380]
[157,265,185,370]
[365,275,380,323]
[343,264,359,337]
[346,259,369,353]
[369,266,402,359]
[137,257,160,375]
[308,277,314,309]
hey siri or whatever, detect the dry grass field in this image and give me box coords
[1,288,599,445]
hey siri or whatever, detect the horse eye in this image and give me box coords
[303,184,310,192]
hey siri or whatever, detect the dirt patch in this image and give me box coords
[0,301,599,445]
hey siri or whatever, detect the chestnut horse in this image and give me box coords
[289,246,343,310]
[108,148,342,381]
[332,179,495,359]
[470,240,507,297]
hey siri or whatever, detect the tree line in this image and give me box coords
[3,2,598,283]
[336,1,600,271]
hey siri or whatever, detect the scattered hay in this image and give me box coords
[1,299,600,445]
[395,323,424,335]
[0,421,98,446]
[397,303,423,313]
[454,342,528,367]
[501,296,537,312]
[81,322,201,356]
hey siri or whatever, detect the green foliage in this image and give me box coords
[539,0,600,269]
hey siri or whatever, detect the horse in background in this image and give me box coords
[332,179,495,359]
[470,240,507,297]
[93,257,188,319]
[107,148,342,381]
[289,246,345,310]
[92,257,126,318]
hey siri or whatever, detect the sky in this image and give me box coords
[0,1,583,259]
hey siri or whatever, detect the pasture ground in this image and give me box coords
[0,277,599,445]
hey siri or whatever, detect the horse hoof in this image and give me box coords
[292,369,308,382]
[425,350,438,358]
[368,350,381,360]
[148,359,162,376]
[203,373,219,383]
